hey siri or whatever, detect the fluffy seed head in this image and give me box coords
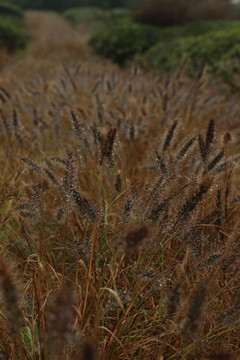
[122,225,149,254]
[162,120,178,152]
[181,281,208,335]
[99,128,117,165]
[0,258,24,331]
[205,118,215,155]
[198,134,207,163]
[223,132,232,145]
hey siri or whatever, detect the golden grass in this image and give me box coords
[0,11,239,360]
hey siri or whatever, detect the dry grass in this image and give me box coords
[0,11,239,360]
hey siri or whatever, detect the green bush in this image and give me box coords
[10,0,128,11]
[141,26,240,75]
[63,7,105,25]
[0,1,29,52]
[216,45,240,89]
[176,20,240,37]
[137,20,240,46]
[0,17,28,51]
[101,8,131,26]
[109,8,131,20]
[139,36,195,72]
[89,23,161,65]
[0,1,23,18]
[89,19,240,66]
[188,28,240,70]
[63,6,131,26]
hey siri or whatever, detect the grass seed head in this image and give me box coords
[71,188,99,224]
[177,177,212,222]
[223,132,232,145]
[99,127,117,166]
[207,351,233,360]
[162,120,178,152]
[95,93,104,124]
[115,173,122,192]
[205,118,215,155]
[149,199,169,222]
[122,224,149,255]
[207,148,224,171]
[12,108,19,131]
[80,341,98,360]
[48,286,75,352]
[20,157,44,176]
[198,133,207,163]
[167,267,183,319]
[0,258,24,332]
[181,281,208,335]
[176,136,196,160]
[155,149,168,176]
[71,110,82,139]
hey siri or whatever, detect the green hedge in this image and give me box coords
[141,27,240,73]
[0,1,23,18]
[217,45,240,89]
[63,7,105,25]
[156,20,240,41]
[139,37,194,72]
[0,17,28,51]
[63,6,130,26]
[89,20,240,66]
[0,1,28,52]
[110,8,130,19]
[10,0,128,11]
[89,23,161,65]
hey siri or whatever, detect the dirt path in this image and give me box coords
[0,11,99,77]
[24,11,93,61]
[0,11,240,138]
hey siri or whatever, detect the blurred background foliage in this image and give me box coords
[132,0,240,26]
[7,0,129,11]
[1,0,240,90]
[0,1,27,53]
[85,0,240,90]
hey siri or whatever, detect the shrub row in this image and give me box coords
[0,19,27,51]
[89,23,161,66]
[63,7,130,26]
[10,0,129,12]
[0,2,28,52]
[141,27,240,74]
[0,1,23,18]
[89,20,240,68]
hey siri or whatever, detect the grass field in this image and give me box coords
[0,11,239,360]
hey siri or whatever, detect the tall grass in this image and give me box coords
[0,11,239,359]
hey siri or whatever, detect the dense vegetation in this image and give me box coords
[9,0,128,11]
[0,1,23,18]
[63,7,130,26]
[89,22,160,66]
[0,10,239,360]
[0,18,27,51]
[141,26,240,79]
[132,0,240,26]
[80,3,240,89]
[88,17,240,82]
[0,1,28,53]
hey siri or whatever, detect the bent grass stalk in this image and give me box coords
[81,182,102,323]
[0,16,240,357]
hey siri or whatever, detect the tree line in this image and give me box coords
[8,0,128,11]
